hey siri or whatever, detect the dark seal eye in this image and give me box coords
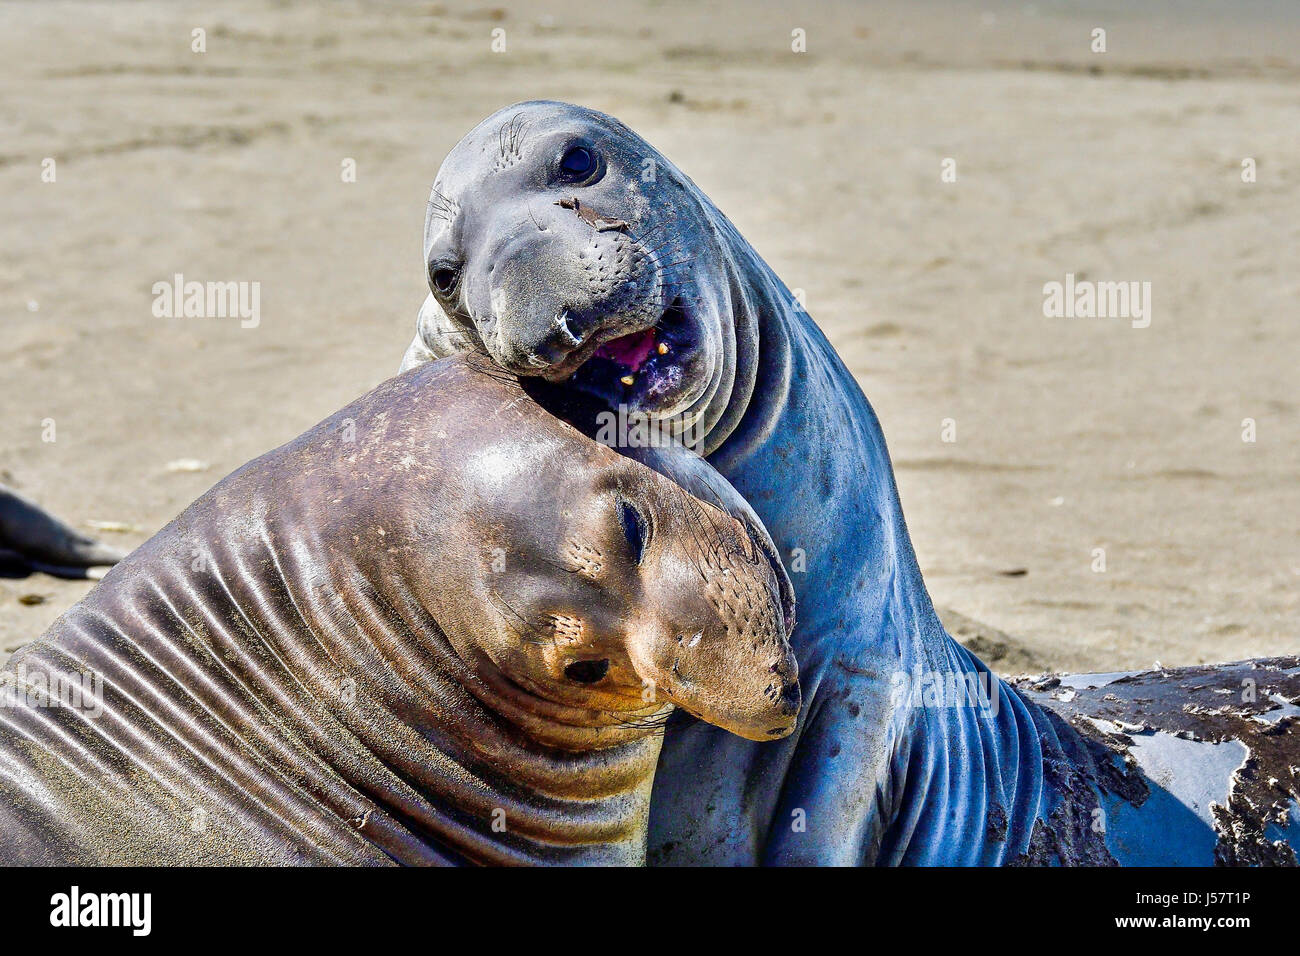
[565,659,610,684]
[431,266,459,295]
[559,146,598,181]
[619,501,650,564]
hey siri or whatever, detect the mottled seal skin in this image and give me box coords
[1012,658,1300,866]
[0,355,798,866]
[401,102,1299,866]
[0,485,125,579]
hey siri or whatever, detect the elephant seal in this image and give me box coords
[0,485,125,579]
[0,354,799,865]
[401,102,1300,865]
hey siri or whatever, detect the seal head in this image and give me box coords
[405,357,799,743]
[407,101,749,448]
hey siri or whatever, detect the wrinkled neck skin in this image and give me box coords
[647,209,1091,866]
[0,402,664,867]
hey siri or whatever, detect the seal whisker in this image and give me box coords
[630,220,668,242]
[426,188,459,225]
[425,327,477,343]
[487,591,554,648]
[631,226,673,252]
[674,489,726,580]
[635,228,677,250]
[638,237,682,259]
[496,113,528,168]
[529,552,585,576]
[608,713,672,735]
[691,469,763,565]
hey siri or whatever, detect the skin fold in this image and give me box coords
[0,356,798,865]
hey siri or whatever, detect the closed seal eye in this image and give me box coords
[618,500,651,565]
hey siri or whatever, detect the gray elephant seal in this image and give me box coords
[0,486,125,579]
[0,354,798,865]
[402,101,1300,865]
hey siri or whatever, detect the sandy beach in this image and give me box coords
[2,0,1297,674]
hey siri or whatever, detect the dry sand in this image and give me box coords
[2,0,1297,673]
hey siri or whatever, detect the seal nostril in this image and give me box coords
[431,267,459,296]
[564,659,610,684]
[554,311,582,347]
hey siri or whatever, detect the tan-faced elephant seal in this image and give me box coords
[0,354,799,866]
[401,101,1300,865]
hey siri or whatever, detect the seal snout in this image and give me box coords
[464,203,663,381]
[412,105,727,425]
[779,678,801,715]
[644,630,800,743]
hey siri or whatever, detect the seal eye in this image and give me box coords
[559,146,598,181]
[565,659,610,684]
[619,500,650,565]
[431,266,459,296]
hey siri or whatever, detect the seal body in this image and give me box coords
[402,102,1299,865]
[0,355,799,865]
[1012,658,1300,866]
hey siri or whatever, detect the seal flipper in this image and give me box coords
[0,485,126,578]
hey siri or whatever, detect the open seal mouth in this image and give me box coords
[564,296,695,412]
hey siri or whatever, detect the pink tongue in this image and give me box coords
[593,328,656,372]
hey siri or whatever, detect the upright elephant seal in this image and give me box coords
[0,354,799,865]
[402,101,1300,865]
